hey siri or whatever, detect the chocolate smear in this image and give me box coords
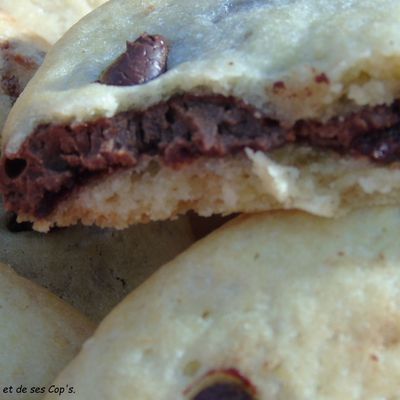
[99,33,168,86]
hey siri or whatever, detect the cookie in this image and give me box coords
[0,12,48,131]
[44,206,400,399]
[4,0,400,230]
[0,262,94,399]
[0,204,195,322]
[0,0,108,44]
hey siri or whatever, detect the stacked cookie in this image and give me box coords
[2,0,400,399]
[4,0,400,231]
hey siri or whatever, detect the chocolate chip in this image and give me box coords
[192,382,254,400]
[99,33,168,86]
[187,369,257,400]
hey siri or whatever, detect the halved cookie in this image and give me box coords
[3,0,400,230]
[44,206,400,399]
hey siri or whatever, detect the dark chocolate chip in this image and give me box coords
[188,369,257,400]
[4,158,26,179]
[5,212,32,232]
[99,33,168,86]
[192,382,254,400]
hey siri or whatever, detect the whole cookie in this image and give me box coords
[4,0,400,230]
[45,206,400,399]
[0,262,94,399]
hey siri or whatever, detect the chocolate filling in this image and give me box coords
[1,94,400,218]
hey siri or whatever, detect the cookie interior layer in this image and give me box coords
[2,94,400,220]
[44,207,400,399]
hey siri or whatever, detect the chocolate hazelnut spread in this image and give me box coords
[1,94,400,218]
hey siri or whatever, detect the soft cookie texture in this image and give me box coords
[46,207,400,399]
[0,12,48,131]
[0,262,94,399]
[0,0,108,44]
[5,0,400,230]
